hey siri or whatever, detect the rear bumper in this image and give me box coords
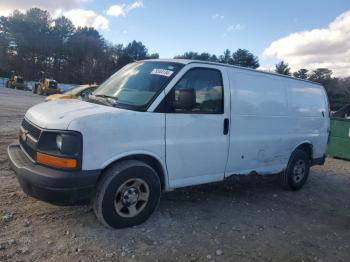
[7,144,100,205]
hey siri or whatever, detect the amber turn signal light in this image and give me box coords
[36,152,77,169]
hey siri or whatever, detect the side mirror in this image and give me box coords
[173,88,195,111]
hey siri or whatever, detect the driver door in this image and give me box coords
[164,65,230,188]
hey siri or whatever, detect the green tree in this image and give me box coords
[0,8,160,84]
[275,61,291,75]
[51,16,75,80]
[66,27,105,83]
[293,68,308,79]
[174,51,198,60]
[231,48,259,69]
[219,49,232,64]
[174,51,219,62]
[148,53,159,59]
[308,68,333,85]
[123,40,149,61]
[0,16,10,76]
[209,54,218,62]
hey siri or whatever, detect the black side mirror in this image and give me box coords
[173,88,195,111]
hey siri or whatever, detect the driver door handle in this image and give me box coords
[223,118,229,135]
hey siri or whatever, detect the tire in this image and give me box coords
[280,149,310,190]
[93,160,161,229]
[5,81,9,88]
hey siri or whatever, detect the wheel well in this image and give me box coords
[296,143,313,160]
[102,154,166,190]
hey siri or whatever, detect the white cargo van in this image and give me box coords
[8,59,330,228]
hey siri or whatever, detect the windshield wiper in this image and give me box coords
[86,94,118,106]
[94,94,118,101]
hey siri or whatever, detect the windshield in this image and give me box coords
[49,81,57,88]
[93,61,182,110]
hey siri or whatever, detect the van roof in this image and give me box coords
[144,58,323,86]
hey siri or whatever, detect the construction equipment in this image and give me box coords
[6,71,26,90]
[32,71,60,95]
[45,84,98,102]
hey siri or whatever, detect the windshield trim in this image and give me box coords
[93,61,184,112]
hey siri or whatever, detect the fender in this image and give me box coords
[291,140,313,158]
[100,150,170,190]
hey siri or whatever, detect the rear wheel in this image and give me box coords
[280,149,310,190]
[5,81,9,88]
[93,160,161,229]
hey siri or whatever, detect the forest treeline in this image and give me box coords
[0,8,349,109]
[0,8,159,84]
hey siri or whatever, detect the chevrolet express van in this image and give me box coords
[8,59,330,228]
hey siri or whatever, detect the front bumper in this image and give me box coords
[7,144,100,205]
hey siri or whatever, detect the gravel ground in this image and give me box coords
[0,88,350,262]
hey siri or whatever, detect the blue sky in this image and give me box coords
[1,0,350,75]
[86,0,350,58]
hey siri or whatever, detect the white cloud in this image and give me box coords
[63,9,109,30]
[212,13,224,20]
[222,24,245,37]
[0,0,87,14]
[106,5,125,17]
[106,1,143,17]
[0,1,110,31]
[262,10,350,77]
[128,1,143,11]
[226,24,245,32]
[0,9,13,17]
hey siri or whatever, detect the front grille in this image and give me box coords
[19,138,36,160]
[20,118,41,161]
[22,118,41,140]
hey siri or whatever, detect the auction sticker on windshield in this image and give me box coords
[151,68,174,77]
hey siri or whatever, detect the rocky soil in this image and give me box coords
[0,88,349,261]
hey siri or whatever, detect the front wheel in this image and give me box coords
[93,160,161,229]
[280,149,310,190]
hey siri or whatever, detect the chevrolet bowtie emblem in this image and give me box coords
[21,130,28,142]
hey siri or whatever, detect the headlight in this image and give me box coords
[56,134,63,150]
[38,131,82,156]
[37,131,82,170]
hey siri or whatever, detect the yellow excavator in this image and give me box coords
[32,72,60,95]
[6,71,26,90]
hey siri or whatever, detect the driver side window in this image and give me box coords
[169,68,224,114]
